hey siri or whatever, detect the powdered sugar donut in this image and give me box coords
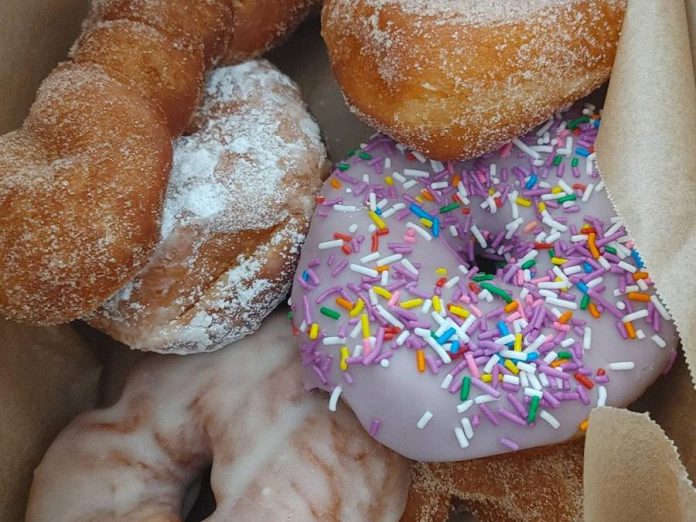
[88,60,328,353]
[322,0,626,160]
[290,104,678,461]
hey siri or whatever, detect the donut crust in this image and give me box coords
[322,0,626,160]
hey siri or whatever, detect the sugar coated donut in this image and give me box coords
[27,310,410,522]
[87,60,328,354]
[290,103,678,461]
[322,0,626,160]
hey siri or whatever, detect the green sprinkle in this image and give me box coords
[472,274,494,282]
[567,115,590,130]
[346,149,356,157]
[571,158,579,167]
[460,376,471,401]
[605,245,617,255]
[557,194,577,204]
[439,203,460,213]
[527,395,540,423]
[320,307,341,320]
[480,282,513,303]
[358,151,372,160]
[287,311,294,319]
[580,294,590,310]
[337,163,351,171]
[548,248,555,258]
[521,260,536,270]
[553,155,563,166]
[558,351,573,359]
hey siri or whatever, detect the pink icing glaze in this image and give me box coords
[290,105,678,462]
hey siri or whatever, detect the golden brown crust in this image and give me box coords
[322,0,625,160]
[402,438,584,522]
[222,0,319,64]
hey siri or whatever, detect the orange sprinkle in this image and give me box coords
[588,232,600,259]
[627,292,650,302]
[330,178,342,189]
[416,350,426,373]
[375,265,389,273]
[633,271,649,280]
[371,233,379,252]
[588,303,601,318]
[625,321,636,339]
[451,175,461,187]
[341,244,352,255]
[574,372,594,389]
[335,297,354,311]
[558,311,573,324]
[420,189,434,201]
[504,301,519,313]
[551,359,567,368]
[579,419,589,432]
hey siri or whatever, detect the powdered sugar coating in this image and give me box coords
[89,60,328,353]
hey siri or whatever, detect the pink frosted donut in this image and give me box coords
[290,104,679,462]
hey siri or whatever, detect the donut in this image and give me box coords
[26,310,410,522]
[222,0,320,64]
[87,60,328,354]
[290,103,679,461]
[322,0,626,160]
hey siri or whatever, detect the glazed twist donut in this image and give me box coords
[87,60,328,354]
[26,310,410,521]
[0,0,317,325]
[322,0,626,160]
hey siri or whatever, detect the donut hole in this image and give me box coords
[184,466,216,521]
[472,249,499,277]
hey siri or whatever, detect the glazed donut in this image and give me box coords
[222,0,320,64]
[322,0,626,160]
[290,103,679,461]
[87,60,327,354]
[26,310,410,522]
[0,0,237,325]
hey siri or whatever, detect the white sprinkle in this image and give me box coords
[425,335,451,364]
[581,183,595,203]
[586,153,597,176]
[421,299,432,313]
[495,334,516,346]
[457,400,474,413]
[431,181,448,190]
[349,321,362,339]
[637,279,649,291]
[392,171,405,182]
[617,261,637,273]
[502,374,520,385]
[560,338,575,348]
[604,219,624,237]
[508,191,520,219]
[563,265,582,275]
[616,301,626,311]
[440,374,453,389]
[622,309,649,323]
[571,234,589,242]
[380,359,390,368]
[539,373,550,387]
[430,159,445,172]
[395,330,410,346]
[404,168,429,178]
[384,157,391,169]
[538,281,569,290]
[416,410,434,429]
[517,361,536,374]
[322,336,345,346]
[608,361,635,371]
[540,410,560,429]
[499,350,526,361]
[527,372,543,391]
[360,251,381,263]
[636,329,646,340]
[652,334,666,348]
[583,327,592,350]
[406,222,432,241]
[368,288,378,305]
[546,231,561,243]
[348,223,358,233]
[595,179,605,191]
[333,205,357,212]
[525,334,547,353]
[376,305,404,329]
[483,354,500,374]
[402,179,417,190]
[474,394,497,404]
[512,137,541,159]
[349,264,378,277]
[586,277,604,289]
[401,258,419,275]
[651,295,671,320]
[597,386,607,407]
[545,297,577,310]
[524,388,543,399]
[597,256,611,270]
[318,239,344,250]
[449,225,459,237]
[541,192,565,201]
[328,386,342,412]
[445,276,460,288]
[454,427,469,448]
[411,150,428,163]
[376,253,403,266]
[380,269,389,286]
[536,118,554,136]
[470,225,487,248]
[461,417,474,439]
[368,192,377,211]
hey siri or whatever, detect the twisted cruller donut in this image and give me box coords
[87,60,327,354]
[322,0,626,160]
[0,0,317,326]
[26,310,410,522]
[290,104,679,462]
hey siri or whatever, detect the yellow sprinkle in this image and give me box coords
[551,186,563,194]
[340,347,350,371]
[401,298,424,309]
[488,187,496,196]
[514,333,523,352]
[361,314,370,339]
[449,305,470,318]
[415,196,423,204]
[550,257,569,265]
[504,359,520,375]
[515,196,532,207]
[579,419,589,432]
[373,286,392,299]
[481,373,493,383]
[368,210,386,229]
[435,267,448,276]
[419,217,433,227]
[537,202,546,212]
[349,298,364,317]
[432,295,442,313]
[385,176,393,186]
[309,323,319,340]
